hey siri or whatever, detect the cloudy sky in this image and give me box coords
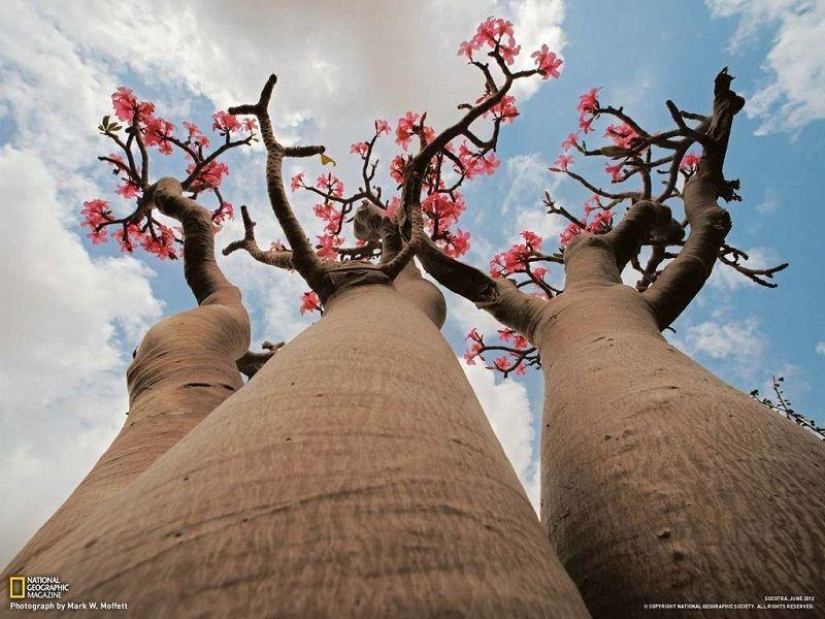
[1,0,823,567]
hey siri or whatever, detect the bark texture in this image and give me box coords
[535,276,825,618]
[18,283,589,618]
[3,179,250,579]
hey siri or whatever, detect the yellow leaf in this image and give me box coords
[319,152,337,167]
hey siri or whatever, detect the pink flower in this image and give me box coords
[374,119,391,135]
[560,222,582,246]
[299,291,321,315]
[604,123,637,149]
[457,40,476,60]
[423,193,465,229]
[144,117,175,155]
[316,234,343,259]
[187,160,230,190]
[112,223,144,253]
[316,173,344,197]
[212,110,241,134]
[562,132,579,151]
[87,227,108,245]
[290,171,305,192]
[81,199,111,228]
[499,38,521,65]
[531,45,563,79]
[116,179,142,199]
[605,162,624,182]
[577,87,600,134]
[553,153,573,171]
[584,194,603,215]
[577,87,601,115]
[681,152,701,171]
[350,142,368,157]
[390,155,407,183]
[484,95,519,123]
[522,230,542,249]
[442,229,471,258]
[111,88,154,124]
[395,111,420,150]
[242,118,258,132]
[587,209,613,233]
[212,201,235,225]
[140,224,177,260]
[498,328,514,343]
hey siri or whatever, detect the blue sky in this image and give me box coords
[1,0,822,566]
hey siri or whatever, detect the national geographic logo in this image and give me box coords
[8,575,70,599]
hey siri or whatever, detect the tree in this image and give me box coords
[2,90,266,581]
[417,68,825,614]
[4,19,591,617]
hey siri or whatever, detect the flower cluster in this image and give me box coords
[457,17,520,64]
[577,87,600,134]
[559,195,615,246]
[464,327,533,376]
[489,230,548,282]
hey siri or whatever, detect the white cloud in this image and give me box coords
[459,358,541,509]
[755,187,779,214]
[0,148,162,566]
[816,342,825,356]
[673,317,766,369]
[706,0,825,134]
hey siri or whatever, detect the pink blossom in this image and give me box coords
[604,123,637,149]
[681,152,701,171]
[499,38,521,65]
[375,119,391,135]
[457,40,476,60]
[390,155,407,183]
[144,117,175,155]
[531,45,563,79]
[242,118,258,132]
[81,199,111,227]
[423,193,466,229]
[140,224,177,260]
[562,132,580,151]
[212,110,241,134]
[316,173,344,197]
[290,171,305,192]
[395,111,420,150]
[350,142,368,157]
[87,227,108,245]
[521,230,542,249]
[553,153,573,171]
[187,160,230,190]
[116,179,141,199]
[560,222,583,246]
[112,223,144,253]
[111,88,155,124]
[212,201,235,225]
[584,194,603,215]
[183,122,210,148]
[316,234,343,259]
[483,95,519,123]
[605,162,624,182]
[442,229,471,258]
[299,291,321,315]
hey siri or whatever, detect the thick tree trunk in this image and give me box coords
[535,283,825,617]
[21,282,589,618]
